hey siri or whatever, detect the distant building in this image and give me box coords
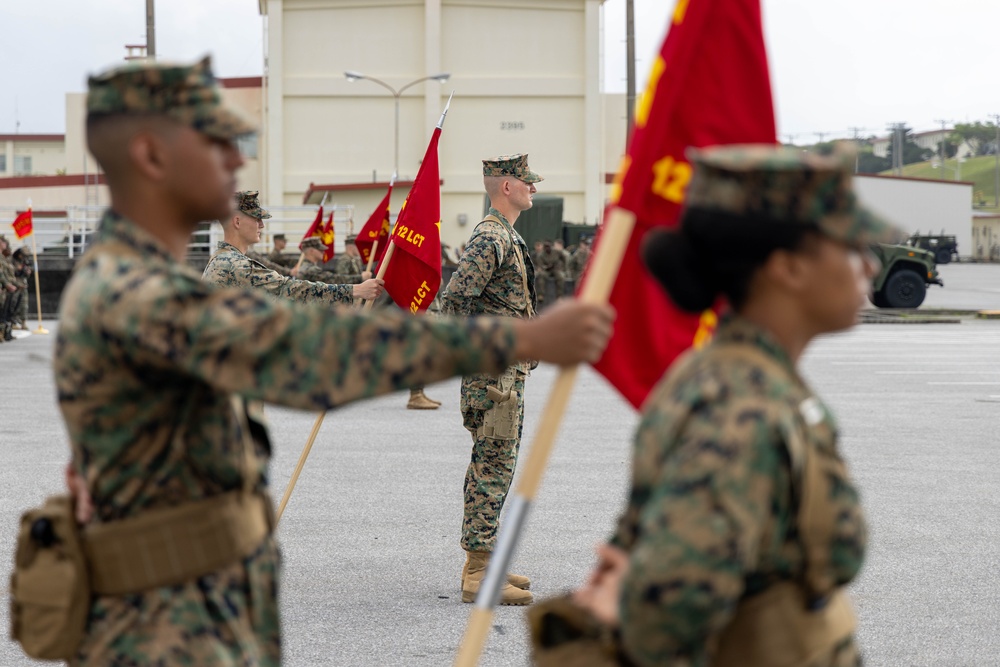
[872,128,973,160]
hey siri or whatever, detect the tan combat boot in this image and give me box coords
[461,551,533,605]
[407,389,439,410]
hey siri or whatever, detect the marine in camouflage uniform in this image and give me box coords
[266,233,298,269]
[441,153,540,606]
[56,57,611,667]
[203,191,357,306]
[0,234,18,342]
[534,240,566,305]
[567,238,590,286]
[11,246,31,329]
[333,235,366,284]
[298,237,342,283]
[568,144,902,667]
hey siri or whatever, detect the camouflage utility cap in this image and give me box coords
[483,154,543,184]
[301,237,324,251]
[684,143,904,245]
[273,234,286,241]
[86,55,256,141]
[236,191,271,220]
[345,234,357,243]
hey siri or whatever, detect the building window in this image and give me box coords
[0,154,5,173]
[13,155,31,175]
[237,134,258,160]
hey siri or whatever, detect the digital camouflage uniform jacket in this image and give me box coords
[298,259,341,285]
[333,254,365,284]
[204,241,352,305]
[55,211,519,666]
[611,317,867,667]
[441,208,536,412]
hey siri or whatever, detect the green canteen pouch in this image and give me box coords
[527,594,627,667]
[10,495,90,661]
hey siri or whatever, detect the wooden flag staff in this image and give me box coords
[452,206,635,667]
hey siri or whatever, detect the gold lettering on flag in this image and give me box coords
[692,309,717,349]
[650,156,692,204]
[673,0,690,25]
[636,57,665,129]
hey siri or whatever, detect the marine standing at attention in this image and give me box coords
[441,153,541,606]
[54,57,612,666]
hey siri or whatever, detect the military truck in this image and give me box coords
[869,244,943,309]
[907,232,958,264]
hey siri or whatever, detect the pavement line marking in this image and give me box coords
[876,371,1000,375]
[926,382,1000,385]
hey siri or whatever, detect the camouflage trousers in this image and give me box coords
[534,270,565,302]
[71,537,281,667]
[460,371,526,552]
[17,287,28,324]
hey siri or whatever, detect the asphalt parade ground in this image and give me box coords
[1,261,999,666]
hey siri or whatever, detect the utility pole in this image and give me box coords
[625,0,636,139]
[146,0,156,59]
[888,122,906,176]
[933,118,954,176]
[848,127,868,173]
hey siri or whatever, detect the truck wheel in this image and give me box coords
[869,290,889,308]
[884,269,926,308]
[935,249,952,264]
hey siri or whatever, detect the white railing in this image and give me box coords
[0,204,356,259]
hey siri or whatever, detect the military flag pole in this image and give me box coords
[275,411,326,524]
[452,209,632,667]
[11,199,48,334]
[363,93,452,313]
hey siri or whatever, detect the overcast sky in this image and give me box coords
[2,0,997,141]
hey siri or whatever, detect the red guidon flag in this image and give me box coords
[321,211,336,263]
[300,204,324,249]
[582,0,776,409]
[356,185,393,267]
[12,210,33,240]
[382,127,443,314]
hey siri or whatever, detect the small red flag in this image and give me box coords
[321,212,336,263]
[383,128,443,314]
[300,204,324,249]
[355,186,393,267]
[582,0,776,409]
[11,210,33,240]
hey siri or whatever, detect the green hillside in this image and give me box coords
[880,155,1000,212]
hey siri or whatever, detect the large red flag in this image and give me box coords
[11,210,33,239]
[299,204,324,249]
[355,186,393,267]
[583,0,776,409]
[321,212,336,263]
[383,128,443,314]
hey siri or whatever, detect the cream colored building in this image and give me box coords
[258,0,623,247]
[0,134,67,177]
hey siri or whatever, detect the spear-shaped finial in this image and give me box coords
[437,91,455,130]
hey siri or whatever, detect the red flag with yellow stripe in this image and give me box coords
[356,186,392,267]
[382,128,443,313]
[583,0,776,408]
[321,212,335,263]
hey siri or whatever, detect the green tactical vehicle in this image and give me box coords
[906,232,958,264]
[869,244,943,309]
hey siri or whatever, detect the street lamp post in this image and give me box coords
[344,70,451,178]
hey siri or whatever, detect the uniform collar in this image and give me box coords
[95,210,176,264]
[713,314,796,374]
[215,241,245,255]
[487,207,527,247]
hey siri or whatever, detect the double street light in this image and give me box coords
[344,70,451,178]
